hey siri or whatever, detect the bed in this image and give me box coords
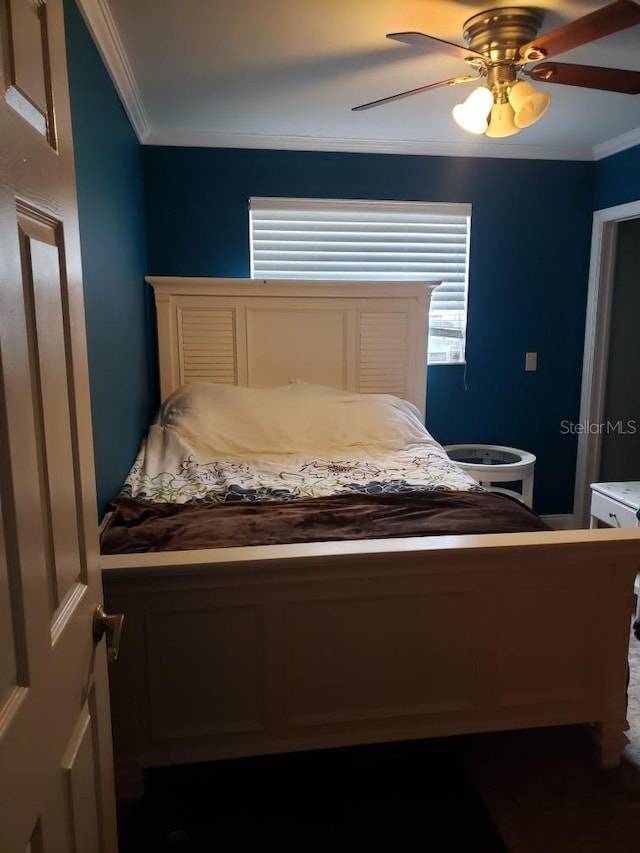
[100,277,640,800]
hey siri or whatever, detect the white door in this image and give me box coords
[0,1,118,850]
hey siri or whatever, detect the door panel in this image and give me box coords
[0,1,117,850]
[0,486,19,703]
[0,0,55,141]
[62,703,101,853]
[18,208,83,614]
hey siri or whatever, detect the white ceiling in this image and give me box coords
[78,0,640,160]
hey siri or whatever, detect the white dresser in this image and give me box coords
[590,482,640,620]
[590,481,640,529]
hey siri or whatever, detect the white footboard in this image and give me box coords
[101,529,639,799]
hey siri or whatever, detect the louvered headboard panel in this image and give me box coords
[148,278,436,417]
[179,307,237,385]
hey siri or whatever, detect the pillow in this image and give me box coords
[284,380,428,425]
[155,382,431,456]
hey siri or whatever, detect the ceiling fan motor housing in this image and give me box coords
[463,7,544,62]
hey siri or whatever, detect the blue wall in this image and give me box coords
[64,0,155,516]
[142,147,595,514]
[594,144,640,210]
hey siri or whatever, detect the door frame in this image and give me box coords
[574,198,640,527]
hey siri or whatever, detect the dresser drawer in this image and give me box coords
[591,490,639,528]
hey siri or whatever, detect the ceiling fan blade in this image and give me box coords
[352,75,479,111]
[518,0,640,62]
[526,61,640,93]
[387,32,486,62]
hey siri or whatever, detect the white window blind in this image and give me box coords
[249,197,471,364]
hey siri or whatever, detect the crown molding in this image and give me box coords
[144,127,594,161]
[593,126,640,160]
[75,0,150,141]
[74,1,637,163]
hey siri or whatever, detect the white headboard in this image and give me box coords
[147,278,436,418]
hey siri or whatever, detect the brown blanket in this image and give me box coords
[100,490,550,554]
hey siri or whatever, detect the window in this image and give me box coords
[249,197,471,365]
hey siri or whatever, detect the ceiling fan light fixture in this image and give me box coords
[485,101,521,138]
[357,2,640,136]
[452,86,493,134]
[508,80,551,128]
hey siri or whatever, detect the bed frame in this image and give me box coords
[101,277,640,800]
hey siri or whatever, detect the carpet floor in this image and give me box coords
[117,737,507,852]
[460,627,640,853]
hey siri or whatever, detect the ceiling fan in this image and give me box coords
[352,0,640,137]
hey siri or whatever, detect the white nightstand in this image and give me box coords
[444,444,536,507]
[590,482,640,621]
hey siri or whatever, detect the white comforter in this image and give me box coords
[120,383,480,504]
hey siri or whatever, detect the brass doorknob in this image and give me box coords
[93,604,124,662]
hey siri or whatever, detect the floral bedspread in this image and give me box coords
[121,437,481,505]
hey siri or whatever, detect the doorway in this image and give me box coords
[599,218,640,482]
[574,200,640,526]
